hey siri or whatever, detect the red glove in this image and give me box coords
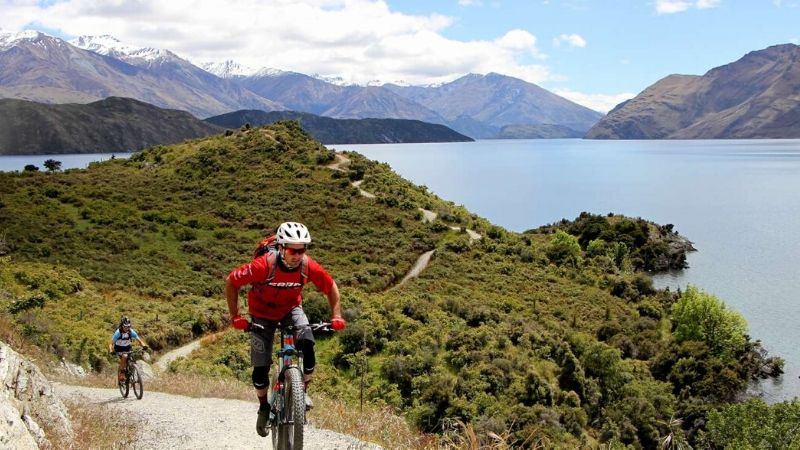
[331,316,346,331]
[232,315,249,330]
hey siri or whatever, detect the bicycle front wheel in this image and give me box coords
[119,371,129,398]
[131,365,144,399]
[283,367,305,450]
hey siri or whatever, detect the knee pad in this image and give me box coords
[252,366,269,389]
[297,326,315,343]
[299,339,316,374]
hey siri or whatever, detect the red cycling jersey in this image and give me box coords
[227,253,334,321]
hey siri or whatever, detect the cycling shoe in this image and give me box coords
[256,406,269,437]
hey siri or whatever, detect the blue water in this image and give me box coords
[2,141,799,402]
[0,152,133,172]
[340,139,800,403]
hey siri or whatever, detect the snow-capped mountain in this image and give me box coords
[200,60,289,79]
[311,74,352,87]
[70,34,178,64]
[1,30,283,117]
[0,30,65,51]
[252,67,288,78]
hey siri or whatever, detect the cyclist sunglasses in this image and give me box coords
[283,247,307,256]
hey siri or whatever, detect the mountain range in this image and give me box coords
[204,110,473,144]
[0,30,602,139]
[587,44,800,139]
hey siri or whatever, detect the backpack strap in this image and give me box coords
[263,251,308,285]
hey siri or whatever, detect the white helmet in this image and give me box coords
[276,222,311,245]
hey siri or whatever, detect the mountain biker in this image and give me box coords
[108,316,148,382]
[225,221,346,438]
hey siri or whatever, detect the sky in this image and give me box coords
[1,0,799,112]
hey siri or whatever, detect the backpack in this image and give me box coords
[253,235,278,258]
[252,235,308,286]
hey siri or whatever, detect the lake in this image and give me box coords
[2,139,799,402]
[0,152,133,172]
[341,139,800,403]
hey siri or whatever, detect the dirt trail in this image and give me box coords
[327,154,350,171]
[155,332,224,371]
[55,383,380,450]
[351,180,375,199]
[395,250,436,288]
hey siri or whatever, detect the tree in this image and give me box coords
[699,399,800,449]
[671,285,747,361]
[546,230,582,267]
[43,159,62,172]
[23,164,39,172]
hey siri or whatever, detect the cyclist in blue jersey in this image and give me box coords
[108,316,148,382]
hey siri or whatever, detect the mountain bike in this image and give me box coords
[114,348,146,399]
[249,321,332,450]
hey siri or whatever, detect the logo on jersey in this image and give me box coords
[234,266,252,279]
[268,281,303,289]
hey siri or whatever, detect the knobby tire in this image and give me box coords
[131,365,144,399]
[274,367,305,450]
[119,365,130,398]
[286,367,305,450]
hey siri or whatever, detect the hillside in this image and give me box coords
[586,44,800,139]
[204,110,473,144]
[0,97,223,155]
[0,122,784,448]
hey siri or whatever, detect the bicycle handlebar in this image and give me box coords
[247,321,333,333]
[111,347,148,356]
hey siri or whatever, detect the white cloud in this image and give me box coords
[553,89,636,114]
[0,0,561,86]
[458,0,483,6]
[656,0,720,14]
[553,33,586,48]
[696,0,721,8]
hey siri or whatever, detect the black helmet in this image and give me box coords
[120,316,131,327]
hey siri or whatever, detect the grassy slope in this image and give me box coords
[0,121,774,448]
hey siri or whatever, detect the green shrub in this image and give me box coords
[672,285,747,361]
[699,399,800,449]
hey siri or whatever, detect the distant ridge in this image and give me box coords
[0,97,222,155]
[1,30,601,139]
[205,110,473,144]
[385,73,603,138]
[586,44,800,139]
[0,31,282,118]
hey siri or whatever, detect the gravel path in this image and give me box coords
[55,383,381,450]
[351,180,376,198]
[154,332,225,372]
[155,341,202,371]
[395,250,435,288]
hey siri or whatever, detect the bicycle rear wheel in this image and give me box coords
[131,365,143,399]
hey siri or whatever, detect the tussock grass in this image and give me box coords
[0,314,52,365]
[56,398,138,449]
[310,395,438,450]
